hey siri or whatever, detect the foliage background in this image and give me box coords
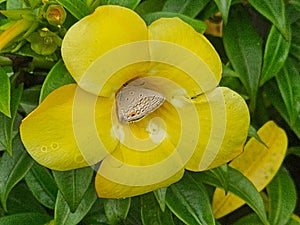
[0,0,300,224]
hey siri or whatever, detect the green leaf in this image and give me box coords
[100,0,141,9]
[267,167,297,225]
[247,0,289,39]
[209,164,229,193]
[233,213,263,225]
[194,167,269,225]
[53,167,94,212]
[56,0,91,20]
[6,183,47,214]
[290,21,300,61]
[0,84,23,154]
[135,0,166,15]
[290,0,300,13]
[287,216,300,225]
[103,198,131,225]
[141,192,174,225]
[154,187,167,212]
[0,135,34,211]
[19,85,41,115]
[260,25,291,86]
[39,60,75,103]
[124,197,142,225]
[166,173,215,225]
[287,146,300,157]
[276,58,300,126]
[248,125,267,148]
[25,163,58,209]
[0,213,52,225]
[213,0,231,24]
[54,183,97,225]
[0,67,10,117]
[6,0,25,9]
[142,11,207,33]
[223,5,262,112]
[81,199,109,225]
[162,0,209,18]
[265,80,300,139]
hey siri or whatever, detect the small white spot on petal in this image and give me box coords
[170,96,188,108]
[111,124,125,142]
[147,118,166,144]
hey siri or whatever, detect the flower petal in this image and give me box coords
[20,84,117,170]
[61,5,148,95]
[98,101,185,188]
[212,121,287,218]
[148,17,222,95]
[185,87,250,171]
[95,165,184,198]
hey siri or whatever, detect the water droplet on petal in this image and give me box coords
[40,146,48,152]
[51,142,59,150]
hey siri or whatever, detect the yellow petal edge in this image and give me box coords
[212,121,288,218]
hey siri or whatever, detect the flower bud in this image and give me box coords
[45,4,66,27]
[26,28,62,55]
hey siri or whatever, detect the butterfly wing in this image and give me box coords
[116,86,165,122]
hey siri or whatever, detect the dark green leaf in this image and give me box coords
[54,183,97,225]
[0,213,52,225]
[265,80,300,139]
[260,25,291,85]
[267,167,297,225]
[56,0,91,19]
[233,213,263,225]
[0,67,10,117]
[100,0,141,9]
[197,0,218,20]
[142,11,207,33]
[154,187,167,212]
[124,196,142,225]
[141,192,174,225]
[53,167,94,212]
[0,135,34,211]
[194,167,269,225]
[290,0,300,13]
[19,85,41,115]
[163,0,209,18]
[290,21,300,61]
[0,84,23,154]
[81,198,109,225]
[135,0,166,15]
[209,164,229,193]
[287,147,300,157]
[166,173,215,225]
[25,163,58,209]
[222,64,240,78]
[104,198,131,225]
[287,2,300,24]
[247,0,289,39]
[276,58,300,126]
[213,0,231,24]
[223,5,262,112]
[6,183,47,214]
[248,125,267,148]
[39,60,74,103]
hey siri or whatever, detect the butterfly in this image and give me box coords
[116,85,165,122]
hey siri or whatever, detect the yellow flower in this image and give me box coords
[20,5,250,198]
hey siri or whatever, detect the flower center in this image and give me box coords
[115,81,165,122]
